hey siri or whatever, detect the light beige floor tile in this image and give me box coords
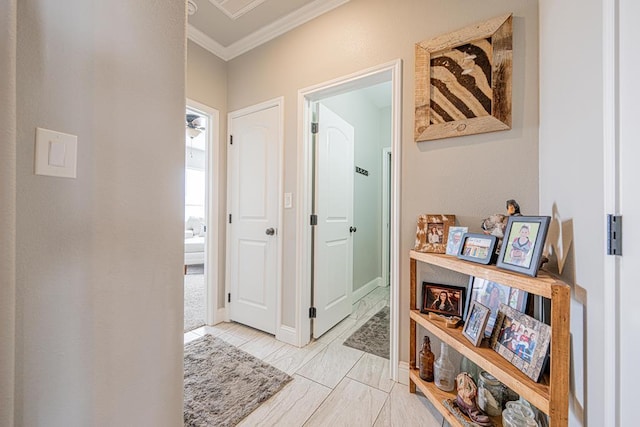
[240,334,287,360]
[201,322,236,337]
[263,340,328,376]
[227,323,269,342]
[297,340,364,388]
[183,331,201,344]
[304,377,387,427]
[237,375,331,427]
[216,331,249,347]
[316,316,357,345]
[346,353,394,393]
[373,383,443,427]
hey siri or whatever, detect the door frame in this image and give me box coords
[186,98,221,326]
[296,59,402,381]
[225,97,285,339]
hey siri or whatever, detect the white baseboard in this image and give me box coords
[398,361,410,386]
[352,277,383,304]
[217,307,228,323]
[276,324,299,347]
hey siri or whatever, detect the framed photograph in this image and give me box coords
[469,277,528,338]
[414,214,456,254]
[414,14,512,142]
[490,303,551,382]
[496,216,551,277]
[445,226,468,255]
[420,282,467,319]
[463,301,490,346]
[457,233,497,264]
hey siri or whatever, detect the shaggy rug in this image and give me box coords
[184,273,205,332]
[343,306,390,359]
[184,334,293,427]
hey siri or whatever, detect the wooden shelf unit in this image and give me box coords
[409,250,570,427]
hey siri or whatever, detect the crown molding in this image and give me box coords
[188,0,349,61]
[188,25,230,61]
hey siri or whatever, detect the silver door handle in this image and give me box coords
[265,227,275,236]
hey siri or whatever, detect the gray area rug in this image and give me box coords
[184,272,205,332]
[343,306,390,359]
[184,334,293,427]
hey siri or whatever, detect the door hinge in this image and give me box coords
[607,214,622,255]
[228,293,231,303]
[309,307,317,318]
[230,135,233,145]
[311,122,318,134]
[310,214,318,226]
[229,214,232,224]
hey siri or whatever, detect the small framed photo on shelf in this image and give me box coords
[469,277,528,338]
[414,214,456,254]
[463,301,490,346]
[496,216,551,277]
[457,233,497,264]
[421,282,467,319]
[490,303,551,382]
[445,226,468,255]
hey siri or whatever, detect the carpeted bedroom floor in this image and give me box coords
[184,264,205,332]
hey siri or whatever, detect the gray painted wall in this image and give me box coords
[14,1,185,425]
[0,0,16,425]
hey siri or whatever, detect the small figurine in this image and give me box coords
[506,199,521,216]
[454,372,493,426]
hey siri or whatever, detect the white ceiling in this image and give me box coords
[187,0,349,61]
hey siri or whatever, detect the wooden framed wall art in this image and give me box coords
[415,13,513,142]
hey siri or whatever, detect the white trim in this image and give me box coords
[277,325,299,347]
[188,24,229,61]
[226,97,285,339]
[381,147,392,288]
[188,0,349,61]
[603,0,619,424]
[208,0,268,21]
[186,99,221,326]
[397,361,410,386]
[216,307,228,323]
[352,277,382,305]
[296,59,402,382]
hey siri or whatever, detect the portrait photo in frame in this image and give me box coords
[414,14,513,142]
[496,216,551,277]
[463,301,490,347]
[457,233,497,265]
[420,282,467,319]
[445,226,468,255]
[490,303,551,382]
[469,277,528,338]
[414,214,456,254]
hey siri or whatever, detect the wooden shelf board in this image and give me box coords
[409,369,502,427]
[411,309,550,414]
[409,251,570,299]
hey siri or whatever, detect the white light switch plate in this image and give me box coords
[35,127,77,178]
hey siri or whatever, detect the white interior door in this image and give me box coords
[313,104,355,338]
[228,104,280,335]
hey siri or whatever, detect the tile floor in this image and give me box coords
[184,286,447,427]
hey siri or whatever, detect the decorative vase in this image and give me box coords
[434,342,456,391]
[419,336,435,381]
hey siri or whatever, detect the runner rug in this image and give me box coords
[343,306,390,359]
[184,335,293,426]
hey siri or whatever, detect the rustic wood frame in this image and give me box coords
[414,214,456,254]
[415,13,513,142]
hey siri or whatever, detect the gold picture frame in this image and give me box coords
[414,214,456,254]
[415,13,513,142]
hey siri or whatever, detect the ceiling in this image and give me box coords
[187,0,349,61]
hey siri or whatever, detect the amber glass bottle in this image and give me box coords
[419,336,435,382]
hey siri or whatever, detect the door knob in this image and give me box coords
[349,226,357,233]
[265,227,275,236]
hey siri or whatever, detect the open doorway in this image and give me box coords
[297,60,402,380]
[184,99,221,332]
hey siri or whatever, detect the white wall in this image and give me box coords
[0,0,16,425]
[539,0,604,425]
[14,1,185,425]
[225,0,539,351]
[320,87,392,293]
